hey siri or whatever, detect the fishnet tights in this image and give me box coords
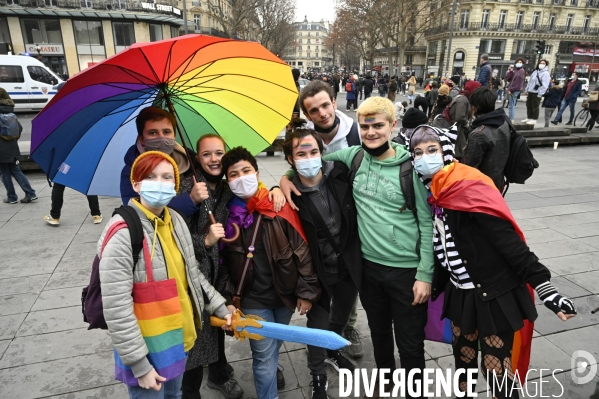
[451,322,519,399]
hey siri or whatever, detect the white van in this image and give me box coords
[0,54,63,111]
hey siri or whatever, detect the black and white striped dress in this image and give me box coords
[408,123,474,289]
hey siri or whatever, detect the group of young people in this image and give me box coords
[99,80,576,399]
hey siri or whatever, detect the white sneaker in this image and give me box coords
[520,118,530,123]
[526,120,537,125]
[44,215,60,226]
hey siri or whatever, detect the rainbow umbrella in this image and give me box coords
[30,34,298,196]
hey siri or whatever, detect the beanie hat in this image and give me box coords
[438,85,450,96]
[0,88,15,106]
[130,150,180,192]
[450,75,460,86]
[402,107,428,128]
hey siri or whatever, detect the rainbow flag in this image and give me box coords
[425,161,535,379]
[114,242,186,386]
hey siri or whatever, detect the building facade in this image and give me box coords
[424,0,599,82]
[284,16,332,74]
[0,0,184,76]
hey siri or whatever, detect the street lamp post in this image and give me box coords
[444,0,459,78]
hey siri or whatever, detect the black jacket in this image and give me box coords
[363,77,374,93]
[291,162,362,312]
[542,85,562,108]
[432,210,551,302]
[0,105,22,164]
[464,108,511,189]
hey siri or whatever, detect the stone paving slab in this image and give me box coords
[16,306,87,337]
[542,252,599,276]
[0,351,116,398]
[0,292,38,316]
[0,274,50,296]
[533,296,599,335]
[0,313,27,340]
[0,328,112,369]
[45,384,128,399]
[31,286,85,312]
[553,223,599,239]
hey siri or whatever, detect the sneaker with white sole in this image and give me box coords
[92,215,103,224]
[44,215,60,226]
[20,196,38,203]
[311,374,329,399]
[520,118,530,123]
[325,350,355,372]
[3,198,17,204]
[526,119,537,125]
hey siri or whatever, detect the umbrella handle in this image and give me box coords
[208,212,240,244]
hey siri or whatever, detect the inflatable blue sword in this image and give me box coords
[210,311,351,350]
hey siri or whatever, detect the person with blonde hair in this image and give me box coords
[320,96,435,396]
[407,74,417,104]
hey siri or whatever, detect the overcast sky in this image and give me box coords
[295,0,337,23]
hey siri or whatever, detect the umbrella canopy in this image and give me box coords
[31,34,297,196]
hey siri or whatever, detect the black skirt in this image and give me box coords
[442,281,538,336]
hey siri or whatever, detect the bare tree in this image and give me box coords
[251,0,297,57]
[336,0,381,72]
[205,0,260,39]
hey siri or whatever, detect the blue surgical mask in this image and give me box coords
[414,153,444,177]
[515,63,523,68]
[139,180,176,208]
[295,157,322,179]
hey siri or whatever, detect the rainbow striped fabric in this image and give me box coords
[114,241,186,386]
[424,162,534,378]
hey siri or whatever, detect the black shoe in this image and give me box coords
[277,364,285,389]
[565,121,572,125]
[325,350,355,372]
[226,362,234,378]
[3,198,17,204]
[311,374,329,399]
[20,195,38,203]
[207,378,244,399]
[551,120,558,125]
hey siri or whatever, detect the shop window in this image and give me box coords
[73,21,104,45]
[21,19,62,44]
[73,20,105,70]
[113,22,135,51]
[170,26,178,38]
[0,65,24,83]
[150,24,163,42]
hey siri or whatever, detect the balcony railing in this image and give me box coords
[426,22,599,36]
[587,0,599,7]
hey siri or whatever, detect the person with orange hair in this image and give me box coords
[99,151,232,399]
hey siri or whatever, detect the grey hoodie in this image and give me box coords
[292,160,342,273]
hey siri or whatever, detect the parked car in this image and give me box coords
[298,78,309,90]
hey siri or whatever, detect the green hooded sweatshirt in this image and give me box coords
[323,142,434,283]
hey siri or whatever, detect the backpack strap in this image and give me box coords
[112,206,145,272]
[349,149,365,185]
[346,122,361,147]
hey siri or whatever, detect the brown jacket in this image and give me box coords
[217,213,322,311]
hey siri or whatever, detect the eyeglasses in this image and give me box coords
[413,146,440,160]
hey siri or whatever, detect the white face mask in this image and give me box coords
[229,173,259,199]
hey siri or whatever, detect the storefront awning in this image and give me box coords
[0,7,185,26]
[569,62,599,73]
